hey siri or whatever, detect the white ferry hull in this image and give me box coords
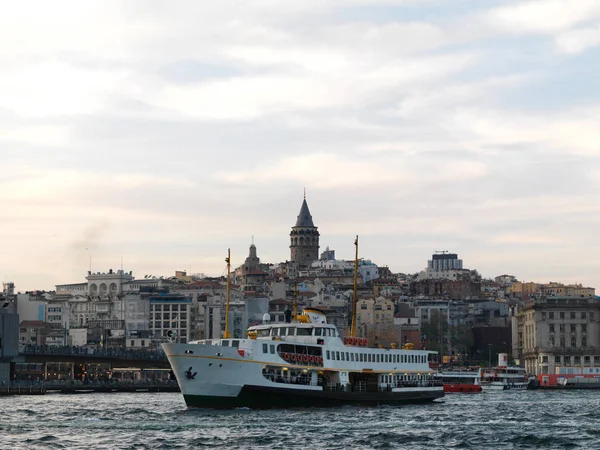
[163,343,444,408]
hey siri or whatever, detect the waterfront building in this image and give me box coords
[413,300,469,328]
[290,196,320,266]
[15,292,49,322]
[513,296,600,375]
[18,320,53,346]
[356,297,394,327]
[0,287,19,383]
[149,294,192,344]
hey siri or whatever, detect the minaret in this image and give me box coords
[290,192,320,265]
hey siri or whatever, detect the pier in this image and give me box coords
[0,380,179,396]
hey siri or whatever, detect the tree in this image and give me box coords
[421,310,445,356]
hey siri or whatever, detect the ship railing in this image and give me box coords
[327,382,350,392]
[390,380,444,388]
[355,381,367,392]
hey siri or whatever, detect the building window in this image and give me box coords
[571,324,576,332]
[582,312,587,319]
[570,312,576,319]
[560,324,565,332]
[582,337,587,347]
[585,356,591,363]
[542,356,548,363]
[571,337,577,347]
[549,324,555,333]
[549,312,554,319]
[549,337,554,347]
[560,312,565,319]
[582,324,587,333]
[574,356,581,364]
[590,312,595,320]
[262,343,268,353]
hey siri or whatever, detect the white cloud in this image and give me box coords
[1,0,599,291]
[0,125,70,146]
[485,0,600,34]
[445,107,600,156]
[556,23,600,54]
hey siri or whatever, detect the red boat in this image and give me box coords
[434,370,482,393]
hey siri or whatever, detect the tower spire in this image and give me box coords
[304,187,306,200]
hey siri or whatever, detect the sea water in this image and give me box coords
[1,390,600,449]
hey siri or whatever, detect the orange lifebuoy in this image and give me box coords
[290,353,296,361]
[310,355,315,363]
[318,356,323,364]
[351,337,357,345]
[303,354,309,363]
[283,353,289,360]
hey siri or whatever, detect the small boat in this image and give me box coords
[435,369,482,393]
[479,353,528,391]
[162,238,444,408]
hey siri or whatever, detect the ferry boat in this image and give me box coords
[435,369,482,393]
[163,239,444,408]
[479,353,528,391]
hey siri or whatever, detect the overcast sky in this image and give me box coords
[2,0,600,292]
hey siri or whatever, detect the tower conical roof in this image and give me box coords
[295,199,315,227]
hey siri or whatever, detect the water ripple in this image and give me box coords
[2,391,600,449]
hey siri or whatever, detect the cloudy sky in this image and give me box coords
[2,0,600,291]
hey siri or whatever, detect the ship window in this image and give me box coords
[280,328,287,336]
[346,352,349,361]
[258,329,270,337]
[377,354,381,363]
[222,341,230,347]
[232,340,239,348]
[314,328,322,336]
[270,345,275,354]
[287,327,295,335]
[326,350,330,359]
[336,351,340,360]
[368,354,373,363]
[297,328,311,336]
[359,354,363,362]
[341,352,345,361]
[351,353,354,362]
[385,355,389,363]
[262,343,268,353]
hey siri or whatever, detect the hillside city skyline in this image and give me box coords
[5,196,596,293]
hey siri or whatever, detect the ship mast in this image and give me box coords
[223,248,232,339]
[350,235,359,338]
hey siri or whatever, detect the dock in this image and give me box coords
[0,381,179,395]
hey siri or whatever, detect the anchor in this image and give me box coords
[185,366,197,380]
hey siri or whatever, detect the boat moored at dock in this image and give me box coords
[434,369,482,393]
[479,354,528,391]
